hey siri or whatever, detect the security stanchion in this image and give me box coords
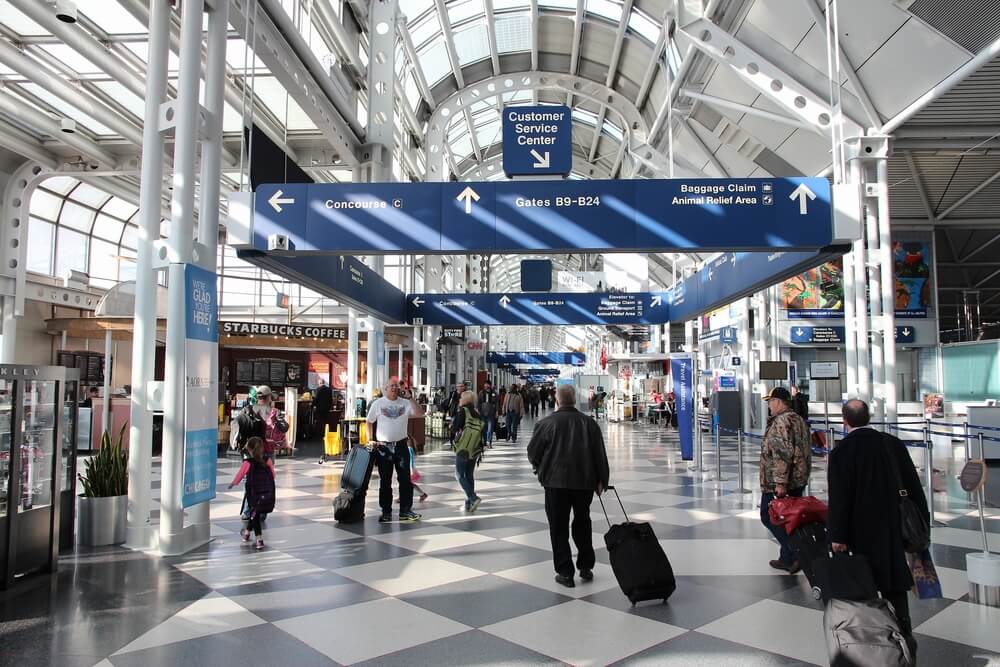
[923,426,944,527]
[964,421,972,462]
[735,429,750,493]
[689,418,705,472]
[710,423,727,482]
[977,433,991,551]
[828,426,836,451]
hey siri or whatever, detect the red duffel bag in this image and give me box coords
[768,495,828,535]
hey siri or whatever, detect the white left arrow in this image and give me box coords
[412,296,424,307]
[268,189,295,213]
[789,183,817,215]
[499,294,511,308]
[651,295,663,307]
[530,149,550,169]
[708,267,714,281]
[457,186,480,214]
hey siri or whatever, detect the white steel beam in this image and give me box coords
[434,0,466,88]
[937,167,1000,220]
[566,0,585,106]
[0,123,58,168]
[531,0,540,74]
[676,18,861,138]
[484,0,501,76]
[682,117,729,177]
[680,88,823,134]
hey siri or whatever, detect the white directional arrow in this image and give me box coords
[457,186,480,214]
[412,296,424,308]
[795,328,805,337]
[499,294,511,308]
[731,253,737,267]
[529,149,550,169]
[903,328,911,337]
[651,295,663,307]
[268,189,295,213]
[708,267,714,281]
[789,183,817,215]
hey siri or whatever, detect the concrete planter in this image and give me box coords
[77,494,127,546]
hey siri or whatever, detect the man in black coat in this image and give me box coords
[312,378,333,438]
[527,384,610,588]
[828,399,929,657]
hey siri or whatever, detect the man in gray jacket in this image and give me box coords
[527,384,610,588]
[477,380,499,446]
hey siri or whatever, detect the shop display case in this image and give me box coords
[0,365,79,589]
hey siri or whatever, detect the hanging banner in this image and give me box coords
[671,355,694,460]
[183,264,218,508]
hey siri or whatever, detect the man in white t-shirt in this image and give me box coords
[367,377,425,523]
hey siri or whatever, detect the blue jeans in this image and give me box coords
[760,487,805,565]
[483,415,496,444]
[455,452,478,507]
[507,411,521,440]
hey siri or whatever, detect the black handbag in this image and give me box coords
[813,551,879,602]
[882,435,930,554]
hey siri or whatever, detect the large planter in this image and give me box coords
[77,495,127,546]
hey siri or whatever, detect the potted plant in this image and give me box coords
[77,423,129,546]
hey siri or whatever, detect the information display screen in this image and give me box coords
[759,361,789,381]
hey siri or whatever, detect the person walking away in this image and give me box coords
[504,385,525,441]
[527,384,540,418]
[367,377,425,523]
[255,385,290,456]
[828,399,928,659]
[451,391,485,513]
[228,436,275,550]
[790,385,810,421]
[477,380,499,447]
[539,386,549,412]
[759,387,812,573]
[527,385,610,588]
[312,378,333,440]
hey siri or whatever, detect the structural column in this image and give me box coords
[347,309,359,416]
[739,297,753,431]
[159,0,205,556]
[102,329,112,437]
[0,297,17,363]
[366,318,384,399]
[125,0,169,545]
[411,327,421,391]
[875,155,898,424]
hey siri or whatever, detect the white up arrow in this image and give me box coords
[651,295,663,307]
[789,183,817,215]
[412,296,424,308]
[268,189,295,213]
[499,294,511,308]
[457,186,480,214]
[530,149,551,169]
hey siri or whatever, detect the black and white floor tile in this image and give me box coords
[2,414,999,666]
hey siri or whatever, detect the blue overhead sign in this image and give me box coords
[502,104,572,176]
[719,327,738,344]
[237,250,406,323]
[488,352,586,366]
[789,325,917,345]
[408,291,672,327]
[251,177,835,255]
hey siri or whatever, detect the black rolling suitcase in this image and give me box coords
[790,521,829,599]
[599,486,677,605]
[333,444,375,523]
[790,522,879,603]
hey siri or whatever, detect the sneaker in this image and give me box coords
[240,529,250,543]
[579,569,594,581]
[554,574,575,588]
[399,511,422,522]
[419,492,429,503]
[379,513,393,523]
[255,539,264,550]
[468,498,481,514]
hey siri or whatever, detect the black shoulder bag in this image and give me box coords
[881,434,930,553]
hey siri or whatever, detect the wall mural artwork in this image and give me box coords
[782,260,844,318]
[893,241,931,317]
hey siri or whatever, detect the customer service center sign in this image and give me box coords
[183,264,218,508]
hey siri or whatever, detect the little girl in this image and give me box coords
[229,436,276,550]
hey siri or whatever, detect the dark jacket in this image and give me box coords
[477,389,498,418]
[450,404,481,441]
[827,427,929,594]
[527,407,610,490]
[791,392,809,420]
[313,384,333,412]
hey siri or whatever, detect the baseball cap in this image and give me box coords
[762,387,792,402]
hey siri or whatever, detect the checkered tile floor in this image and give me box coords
[3,416,999,666]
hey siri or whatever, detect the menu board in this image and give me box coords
[252,361,270,384]
[87,356,104,383]
[269,361,286,386]
[285,362,303,386]
[236,361,253,386]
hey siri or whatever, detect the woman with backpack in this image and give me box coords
[228,436,276,550]
[451,391,484,513]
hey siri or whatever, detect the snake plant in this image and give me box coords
[78,422,129,498]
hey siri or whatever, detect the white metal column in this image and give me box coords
[159,0,205,556]
[411,327,421,391]
[102,329,112,435]
[875,152,898,424]
[347,309,359,415]
[842,235,860,397]
[366,318,384,399]
[739,297,752,432]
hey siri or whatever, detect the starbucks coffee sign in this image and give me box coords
[220,321,347,340]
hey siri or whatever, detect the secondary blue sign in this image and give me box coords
[488,352,586,366]
[671,356,694,460]
[252,177,835,255]
[408,291,672,327]
[895,326,915,343]
[790,325,917,345]
[719,327,737,344]
[183,264,218,508]
[502,105,571,176]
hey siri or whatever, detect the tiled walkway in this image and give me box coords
[2,414,999,666]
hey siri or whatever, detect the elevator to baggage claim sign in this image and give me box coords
[502,104,572,176]
[183,264,218,508]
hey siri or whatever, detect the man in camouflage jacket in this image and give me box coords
[758,387,812,572]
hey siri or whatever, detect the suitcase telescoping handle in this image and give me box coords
[597,485,629,529]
